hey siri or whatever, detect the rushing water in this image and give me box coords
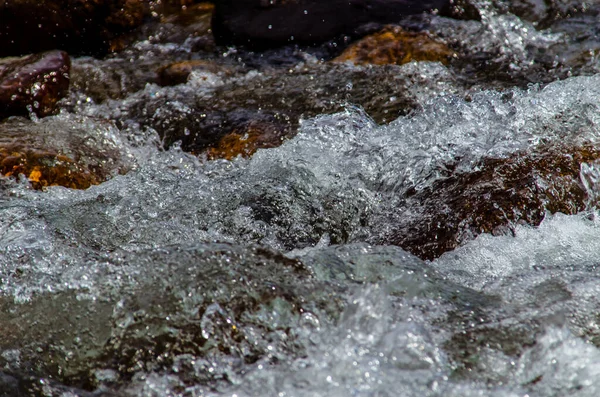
[2,1,600,396]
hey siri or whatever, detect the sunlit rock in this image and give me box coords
[0,51,70,119]
[0,116,132,190]
[333,26,456,66]
[205,121,288,160]
[387,143,600,260]
[0,0,145,57]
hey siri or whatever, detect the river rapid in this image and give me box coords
[1,1,600,396]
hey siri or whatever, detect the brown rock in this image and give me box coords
[333,26,456,66]
[159,2,214,25]
[0,117,131,190]
[129,63,421,157]
[0,0,145,57]
[205,121,287,160]
[0,51,70,119]
[386,144,600,260]
[157,60,233,86]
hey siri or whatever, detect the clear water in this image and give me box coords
[2,1,600,396]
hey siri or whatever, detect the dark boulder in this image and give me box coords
[0,50,70,119]
[0,0,145,57]
[212,0,453,48]
[493,0,600,29]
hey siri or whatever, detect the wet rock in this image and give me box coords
[69,57,143,102]
[212,0,452,48]
[333,26,455,66]
[0,51,70,119]
[0,116,131,190]
[114,0,215,50]
[445,323,539,381]
[205,121,288,160]
[0,244,344,392]
[125,62,439,157]
[158,60,234,86]
[159,1,215,25]
[152,105,295,157]
[0,0,145,57]
[386,144,600,260]
[68,2,217,101]
[494,0,599,29]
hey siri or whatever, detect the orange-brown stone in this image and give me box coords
[333,26,456,66]
[0,117,131,190]
[206,121,287,160]
[159,2,214,24]
[0,148,102,190]
[157,60,232,86]
[387,143,600,260]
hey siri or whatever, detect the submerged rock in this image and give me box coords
[157,60,235,86]
[494,0,599,29]
[0,0,145,57]
[212,0,452,48]
[387,143,600,260]
[0,244,344,393]
[0,51,70,119]
[0,116,131,190]
[333,25,456,66]
[125,62,438,157]
[205,120,288,160]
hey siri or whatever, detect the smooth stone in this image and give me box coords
[157,60,235,86]
[0,51,71,119]
[333,25,456,66]
[212,0,453,48]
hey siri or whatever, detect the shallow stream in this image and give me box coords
[2,1,600,396]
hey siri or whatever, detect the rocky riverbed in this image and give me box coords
[1,0,600,396]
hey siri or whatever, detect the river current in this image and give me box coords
[2,1,600,396]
